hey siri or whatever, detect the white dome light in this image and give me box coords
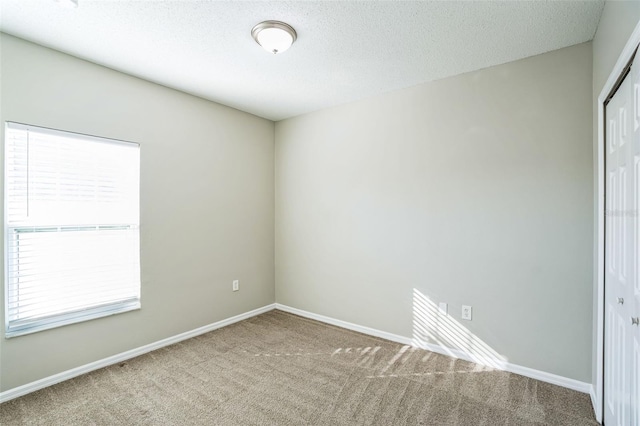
[251,21,297,55]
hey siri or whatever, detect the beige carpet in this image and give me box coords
[1,310,598,425]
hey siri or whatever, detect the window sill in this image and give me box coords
[5,299,140,339]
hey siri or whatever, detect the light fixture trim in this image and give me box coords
[251,20,297,54]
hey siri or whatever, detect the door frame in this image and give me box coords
[595,19,640,424]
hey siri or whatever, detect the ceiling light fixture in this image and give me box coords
[251,21,297,55]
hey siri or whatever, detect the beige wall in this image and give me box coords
[591,0,640,387]
[276,43,593,382]
[0,34,275,391]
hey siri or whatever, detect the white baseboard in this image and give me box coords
[275,303,592,394]
[0,303,276,403]
[1,302,593,404]
[590,385,602,424]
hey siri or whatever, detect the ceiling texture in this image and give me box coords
[1,0,604,121]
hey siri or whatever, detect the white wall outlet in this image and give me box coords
[462,305,472,320]
[438,302,448,315]
[232,280,239,292]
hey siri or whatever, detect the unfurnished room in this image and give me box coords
[0,0,638,425]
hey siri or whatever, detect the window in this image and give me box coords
[4,122,140,337]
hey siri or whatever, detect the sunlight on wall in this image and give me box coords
[412,288,507,369]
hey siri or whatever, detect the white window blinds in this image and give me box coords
[4,122,141,337]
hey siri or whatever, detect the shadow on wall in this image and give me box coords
[412,288,507,369]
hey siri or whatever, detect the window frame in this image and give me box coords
[4,122,141,338]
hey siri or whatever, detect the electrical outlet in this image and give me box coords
[438,302,448,315]
[461,305,472,320]
[232,280,239,292]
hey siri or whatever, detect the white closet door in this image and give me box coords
[604,60,640,426]
[630,59,640,426]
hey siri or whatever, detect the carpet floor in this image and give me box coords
[1,310,598,425]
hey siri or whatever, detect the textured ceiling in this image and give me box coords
[0,1,604,121]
